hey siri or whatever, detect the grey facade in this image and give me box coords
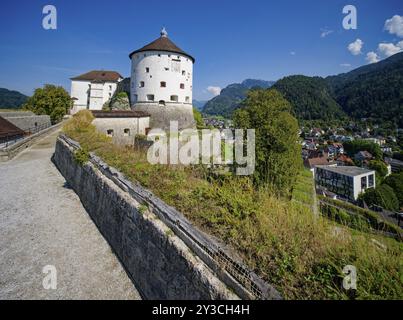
[315,165,376,201]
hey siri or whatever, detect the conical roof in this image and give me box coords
[129,29,194,62]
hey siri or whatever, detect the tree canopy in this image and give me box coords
[23,84,71,123]
[233,89,301,194]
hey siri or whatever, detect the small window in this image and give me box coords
[164,67,169,71]
[109,85,112,90]
[108,92,112,98]
[180,83,185,89]
[182,70,186,76]
[146,67,150,73]
[185,96,190,103]
[123,129,130,136]
[158,54,161,57]
[147,94,155,101]
[139,81,145,87]
[133,94,138,102]
[170,95,178,102]
[107,129,114,137]
[159,100,165,106]
[160,81,166,87]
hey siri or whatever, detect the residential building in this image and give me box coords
[354,151,373,162]
[0,116,25,146]
[315,165,376,201]
[385,157,403,173]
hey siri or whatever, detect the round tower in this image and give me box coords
[129,28,195,130]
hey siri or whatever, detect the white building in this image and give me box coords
[91,110,150,146]
[70,71,123,114]
[315,165,376,201]
[129,28,195,130]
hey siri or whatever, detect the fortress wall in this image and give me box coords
[53,134,281,300]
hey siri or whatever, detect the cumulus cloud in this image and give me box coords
[207,86,221,97]
[384,15,403,38]
[320,28,334,38]
[366,52,380,64]
[378,41,403,57]
[348,39,364,55]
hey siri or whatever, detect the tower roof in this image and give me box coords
[129,29,195,62]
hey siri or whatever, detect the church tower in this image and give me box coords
[129,28,195,130]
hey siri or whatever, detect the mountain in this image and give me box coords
[192,99,207,110]
[326,52,403,127]
[0,88,28,109]
[202,79,275,117]
[272,75,347,122]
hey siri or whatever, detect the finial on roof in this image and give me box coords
[160,27,168,38]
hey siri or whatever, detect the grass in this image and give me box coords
[292,169,315,207]
[63,111,403,300]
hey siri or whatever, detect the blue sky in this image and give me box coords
[0,0,402,100]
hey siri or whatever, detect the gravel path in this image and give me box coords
[0,130,141,300]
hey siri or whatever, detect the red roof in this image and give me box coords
[129,35,195,62]
[0,116,25,139]
[71,71,123,82]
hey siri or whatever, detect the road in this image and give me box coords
[0,129,141,300]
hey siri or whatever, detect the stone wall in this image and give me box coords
[53,135,281,300]
[0,122,63,162]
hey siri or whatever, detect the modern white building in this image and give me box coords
[70,71,123,114]
[129,28,195,130]
[315,165,376,201]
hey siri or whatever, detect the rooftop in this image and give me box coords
[315,165,375,177]
[0,116,25,138]
[129,28,194,62]
[71,71,123,82]
[91,110,150,118]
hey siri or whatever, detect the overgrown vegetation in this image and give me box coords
[63,110,403,300]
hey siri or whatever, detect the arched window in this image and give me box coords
[159,100,166,106]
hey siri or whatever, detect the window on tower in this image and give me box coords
[147,94,155,102]
[139,81,145,88]
[180,83,185,89]
[170,95,178,102]
[146,67,150,73]
[182,70,186,76]
[160,81,166,88]
[185,96,190,103]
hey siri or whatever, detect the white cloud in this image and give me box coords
[384,15,403,38]
[207,86,221,97]
[348,39,363,55]
[378,40,403,57]
[340,63,351,67]
[320,28,334,38]
[366,52,380,64]
[290,51,296,55]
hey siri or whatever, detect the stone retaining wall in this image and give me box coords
[52,135,282,300]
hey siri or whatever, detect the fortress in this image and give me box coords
[70,28,196,131]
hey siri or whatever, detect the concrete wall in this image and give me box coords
[92,117,150,145]
[0,122,63,162]
[53,135,281,300]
